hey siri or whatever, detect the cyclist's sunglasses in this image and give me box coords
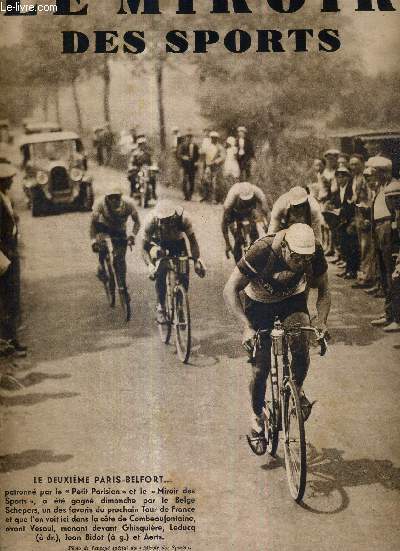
[283,239,314,263]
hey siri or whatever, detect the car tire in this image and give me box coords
[81,184,94,211]
[31,197,43,217]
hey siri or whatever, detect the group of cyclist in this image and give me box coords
[89,171,331,455]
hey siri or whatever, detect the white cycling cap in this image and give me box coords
[237,126,247,133]
[366,156,392,170]
[105,185,123,196]
[238,182,255,201]
[285,223,316,255]
[288,186,308,206]
[209,131,220,138]
[137,136,147,144]
[155,199,180,219]
[0,163,16,179]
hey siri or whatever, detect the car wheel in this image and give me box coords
[31,196,43,217]
[82,184,94,211]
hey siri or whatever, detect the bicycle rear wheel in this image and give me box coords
[264,364,280,457]
[104,258,116,308]
[282,378,307,502]
[174,285,191,363]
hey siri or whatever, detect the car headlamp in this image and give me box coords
[70,167,83,181]
[36,171,48,185]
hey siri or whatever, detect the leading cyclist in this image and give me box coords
[90,187,140,291]
[223,223,331,453]
[142,199,206,323]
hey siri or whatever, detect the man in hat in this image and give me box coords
[329,166,359,279]
[142,199,206,323]
[90,186,140,293]
[369,156,397,328]
[0,163,27,356]
[236,126,255,180]
[268,185,323,242]
[383,180,400,332]
[177,129,199,201]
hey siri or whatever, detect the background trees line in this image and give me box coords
[0,3,399,191]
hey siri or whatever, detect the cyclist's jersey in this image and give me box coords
[224,183,267,219]
[237,231,327,304]
[268,192,322,241]
[143,214,194,246]
[91,196,139,236]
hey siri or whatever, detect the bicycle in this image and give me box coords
[247,318,328,502]
[156,253,194,363]
[232,218,254,261]
[98,236,132,322]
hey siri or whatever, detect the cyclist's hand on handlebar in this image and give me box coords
[91,239,100,253]
[242,325,256,354]
[148,263,157,281]
[194,259,206,278]
[127,234,135,248]
[225,245,232,259]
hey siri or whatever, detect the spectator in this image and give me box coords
[383,179,400,332]
[177,129,199,201]
[0,163,27,356]
[322,149,340,194]
[236,126,255,180]
[102,124,114,166]
[171,127,182,159]
[223,136,240,183]
[349,155,366,203]
[93,127,104,166]
[369,156,397,328]
[330,166,359,280]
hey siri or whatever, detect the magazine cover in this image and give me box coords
[1,1,400,550]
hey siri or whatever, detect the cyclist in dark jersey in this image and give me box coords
[222,181,269,262]
[223,223,331,451]
[142,200,206,323]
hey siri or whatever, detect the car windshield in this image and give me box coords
[31,140,76,161]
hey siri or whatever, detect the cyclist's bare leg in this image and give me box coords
[250,333,272,418]
[155,259,168,307]
[282,311,310,388]
[112,239,128,290]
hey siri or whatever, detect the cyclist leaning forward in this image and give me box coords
[142,199,206,323]
[222,181,270,262]
[223,223,331,453]
[90,186,140,291]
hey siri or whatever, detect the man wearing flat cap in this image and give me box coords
[236,126,255,180]
[0,163,26,355]
[368,156,398,329]
[177,129,199,201]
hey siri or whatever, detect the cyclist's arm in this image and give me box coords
[267,201,285,234]
[254,189,270,223]
[89,205,101,240]
[221,209,232,247]
[141,221,155,266]
[129,207,141,237]
[312,272,331,331]
[223,267,252,329]
[186,232,200,261]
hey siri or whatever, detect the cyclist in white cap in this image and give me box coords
[201,131,226,203]
[90,187,140,290]
[224,223,331,451]
[268,185,322,241]
[222,181,269,262]
[142,199,206,322]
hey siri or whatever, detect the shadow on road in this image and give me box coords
[18,372,71,388]
[0,391,78,407]
[303,446,400,514]
[0,449,73,473]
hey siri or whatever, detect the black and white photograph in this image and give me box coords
[0,1,399,550]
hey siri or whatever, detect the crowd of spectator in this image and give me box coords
[308,148,400,333]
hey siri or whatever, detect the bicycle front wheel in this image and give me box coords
[104,258,116,308]
[282,378,307,502]
[174,285,191,363]
[264,366,280,457]
[158,285,173,344]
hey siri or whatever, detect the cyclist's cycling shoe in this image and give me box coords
[300,394,316,422]
[247,414,267,455]
[96,266,107,283]
[156,305,167,324]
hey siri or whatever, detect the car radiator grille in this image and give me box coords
[50,166,70,192]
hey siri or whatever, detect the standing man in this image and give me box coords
[369,157,398,328]
[349,155,366,203]
[177,129,199,201]
[202,131,226,204]
[236,126,255,180]
[0,164,26,356]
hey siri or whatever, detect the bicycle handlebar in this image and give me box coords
[254,325,328,357]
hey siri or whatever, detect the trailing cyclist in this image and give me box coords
[268,186,323,241]
[201,131,226,204]
[90,187,140,293]
[223,223,331,454]
[222,181,269,263]
[142,199,206,323]
[127,136,156,199]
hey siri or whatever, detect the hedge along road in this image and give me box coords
[0,162,399,551]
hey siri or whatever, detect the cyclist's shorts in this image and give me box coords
[158,238,187,257]
[94,222,126,241]
[243,292,309,331]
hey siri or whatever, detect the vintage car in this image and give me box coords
[24,121,62,135]
[330,128,400,177]
[19,131,94,217]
